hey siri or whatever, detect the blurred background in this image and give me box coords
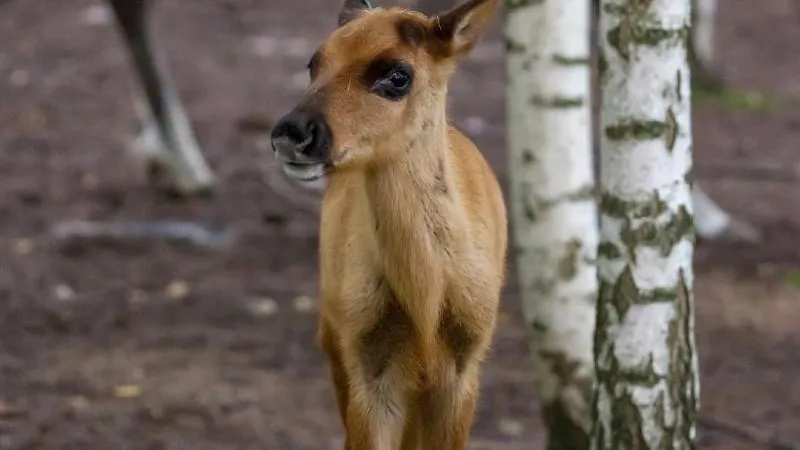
[0,0,798,448]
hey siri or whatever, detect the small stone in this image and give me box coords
[14,238,34,255]
[53,284,76,302]
[165,280,190,300]
[463,116,487,136]
[247,297,278,317]
[249,36,279,57]
[9,69,29,87]
[292,295,316,313]
[68,396,91,411]
[81,4,112,26]
[497,417,524,437]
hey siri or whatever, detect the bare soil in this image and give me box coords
[0,0,799,448]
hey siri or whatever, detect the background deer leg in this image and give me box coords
[107,0,214,195]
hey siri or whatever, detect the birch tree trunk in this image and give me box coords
[592,0,699,449]
[506,1,598,449]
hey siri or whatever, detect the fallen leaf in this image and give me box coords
[165,280,190,300]
[114,384,142,399]
[0,399,23,418]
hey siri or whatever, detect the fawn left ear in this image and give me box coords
[339,0,371,26]
[431,0,500,57]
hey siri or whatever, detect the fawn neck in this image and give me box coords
[368,93,454,254]
[340,92,459,337]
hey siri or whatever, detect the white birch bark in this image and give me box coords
[506,0,598,448]
[592,0,699,449]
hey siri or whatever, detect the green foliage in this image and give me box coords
[694,85,780,114]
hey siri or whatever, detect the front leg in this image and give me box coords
[417,364,480,450]
[344,372,409,450]
[319,320,351,429]
[107,0,214,195]
[340,294,420,450]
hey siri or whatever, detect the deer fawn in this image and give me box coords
[270,0,506,448]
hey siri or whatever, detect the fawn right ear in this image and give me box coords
[339,0,371,26]
[431,0,499,58]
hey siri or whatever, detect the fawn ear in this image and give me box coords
[339,0,371,26]
[431,0,499,57]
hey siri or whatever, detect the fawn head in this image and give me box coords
[270,0,499,185]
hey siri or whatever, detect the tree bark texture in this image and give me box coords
[593,0,700,449]
[506,0,598,449]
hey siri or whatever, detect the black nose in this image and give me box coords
[270,109,332,163]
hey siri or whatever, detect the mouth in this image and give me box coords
[280,161,327,182]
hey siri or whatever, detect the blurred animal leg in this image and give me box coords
[108,0,214,195]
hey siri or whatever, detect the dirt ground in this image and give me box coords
[0,0,799,449]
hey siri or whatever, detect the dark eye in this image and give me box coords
[371,67,414,101]
[307,51,321,78]
[388,70,410,89]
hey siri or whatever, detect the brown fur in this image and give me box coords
[292,1,506,448]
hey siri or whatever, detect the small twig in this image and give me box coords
[699,414,800,450]
[51,220,236,248]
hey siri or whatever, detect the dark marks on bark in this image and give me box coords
[557,239,583,280]
[594,268,696,449]
[521,184,596,222]
[598,265,682,319]
[552,54,590,66]
[530,95,586,108]
[665,107,678,151]
[668,270,699,441]
[600,190,668,220]
[598,241,622,260]
[521,148,537,164]
[618,203,695,259]
[604,107,681,152]
[505,37,527,54]
[539,349,592,450]
[603,1,689,62]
